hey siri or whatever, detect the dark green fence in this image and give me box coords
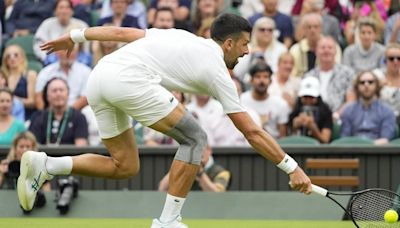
[1,145,399,191]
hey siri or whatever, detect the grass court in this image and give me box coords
[0,218,354,228]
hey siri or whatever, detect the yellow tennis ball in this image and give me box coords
[384,209,398,223]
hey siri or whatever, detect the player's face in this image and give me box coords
[225,32,250,69]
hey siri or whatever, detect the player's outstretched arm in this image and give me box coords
[228,111,312,194]
[40,27,145,55]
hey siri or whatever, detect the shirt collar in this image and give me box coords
[208,39,224,58]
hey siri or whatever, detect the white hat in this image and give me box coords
[298,77,320,97]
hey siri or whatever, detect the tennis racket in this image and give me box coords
[311,184,400,228]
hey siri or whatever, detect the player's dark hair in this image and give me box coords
[249,62,273,77]
[211,13,252,43]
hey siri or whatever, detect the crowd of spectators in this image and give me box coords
[0,0,399,157]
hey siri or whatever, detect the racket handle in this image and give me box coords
[312,184,328,196]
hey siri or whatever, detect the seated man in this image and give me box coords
[340,71,397,145]
[158,145,231,192]
[288,77,332,144]
[29,78,88,146]
[35,44,91,110]
[97,0,140,28]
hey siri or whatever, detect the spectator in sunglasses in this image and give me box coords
[340,71,396,145]
[376,43,400,123]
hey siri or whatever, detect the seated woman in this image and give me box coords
[1,45,37,120]
[288,77,333,144]
[0,131,50,190]
[0,88,26,145]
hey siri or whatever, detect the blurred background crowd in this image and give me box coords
[0,0,400,191]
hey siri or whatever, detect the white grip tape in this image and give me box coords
[70,28,87,43]
[277,154,298,174]
[312,184,328,196]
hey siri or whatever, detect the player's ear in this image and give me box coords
[222,38,234,51]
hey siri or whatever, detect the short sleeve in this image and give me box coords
[277,98,290,124]
[208,69,244,114]
[74,111,89,140]
[35,71,48,93]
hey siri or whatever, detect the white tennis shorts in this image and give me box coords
[86,61,179,139]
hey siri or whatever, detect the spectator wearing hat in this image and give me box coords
[288,77,332,143]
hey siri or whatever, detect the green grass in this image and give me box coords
[0,218,355,228]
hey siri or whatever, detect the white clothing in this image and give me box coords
[239,0,264,19]
[240,92,290,139]
[186,97,261,146]
[319,70,333,103]
[186,98,225,146]
[35,61,91,106]
[81,106,102,146]
[239,0,295,18]
[34,17,88,61]
[268,74,301,105]
[233,40,287,80]
[212,106,262,146]
[87,61,179,138]
[88,29,243,138]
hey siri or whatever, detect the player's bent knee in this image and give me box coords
[110,158,140,179]
[165,112,208,165]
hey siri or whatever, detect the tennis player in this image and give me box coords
[18,13,312,228]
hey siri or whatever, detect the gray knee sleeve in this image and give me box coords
[165,112,208,165]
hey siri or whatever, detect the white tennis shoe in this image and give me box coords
[17,151,53,211]
[151,216,188,228]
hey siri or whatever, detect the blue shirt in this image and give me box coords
[340,100,396,140]
[248,12,293,43]
[97,15,140,28]
[5,0,55,35]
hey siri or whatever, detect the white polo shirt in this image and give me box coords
[100,28,244,114]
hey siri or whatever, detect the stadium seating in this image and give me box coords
[390,138,400,145]
[330,136,374,145]
[277,135,320,145]
[331,122,341,141]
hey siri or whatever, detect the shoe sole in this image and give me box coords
[17,151,33,211]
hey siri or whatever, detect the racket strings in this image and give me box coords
[350,190,400,227]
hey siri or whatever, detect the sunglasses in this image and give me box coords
[387,56,400,62]
[258,28,274,33]
[5,52,20,59]
[358,80,375,85]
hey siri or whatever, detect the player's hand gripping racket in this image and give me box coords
[311,184,400,228]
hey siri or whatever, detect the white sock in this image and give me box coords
[159,194,186,223]
[45,156,73,175]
